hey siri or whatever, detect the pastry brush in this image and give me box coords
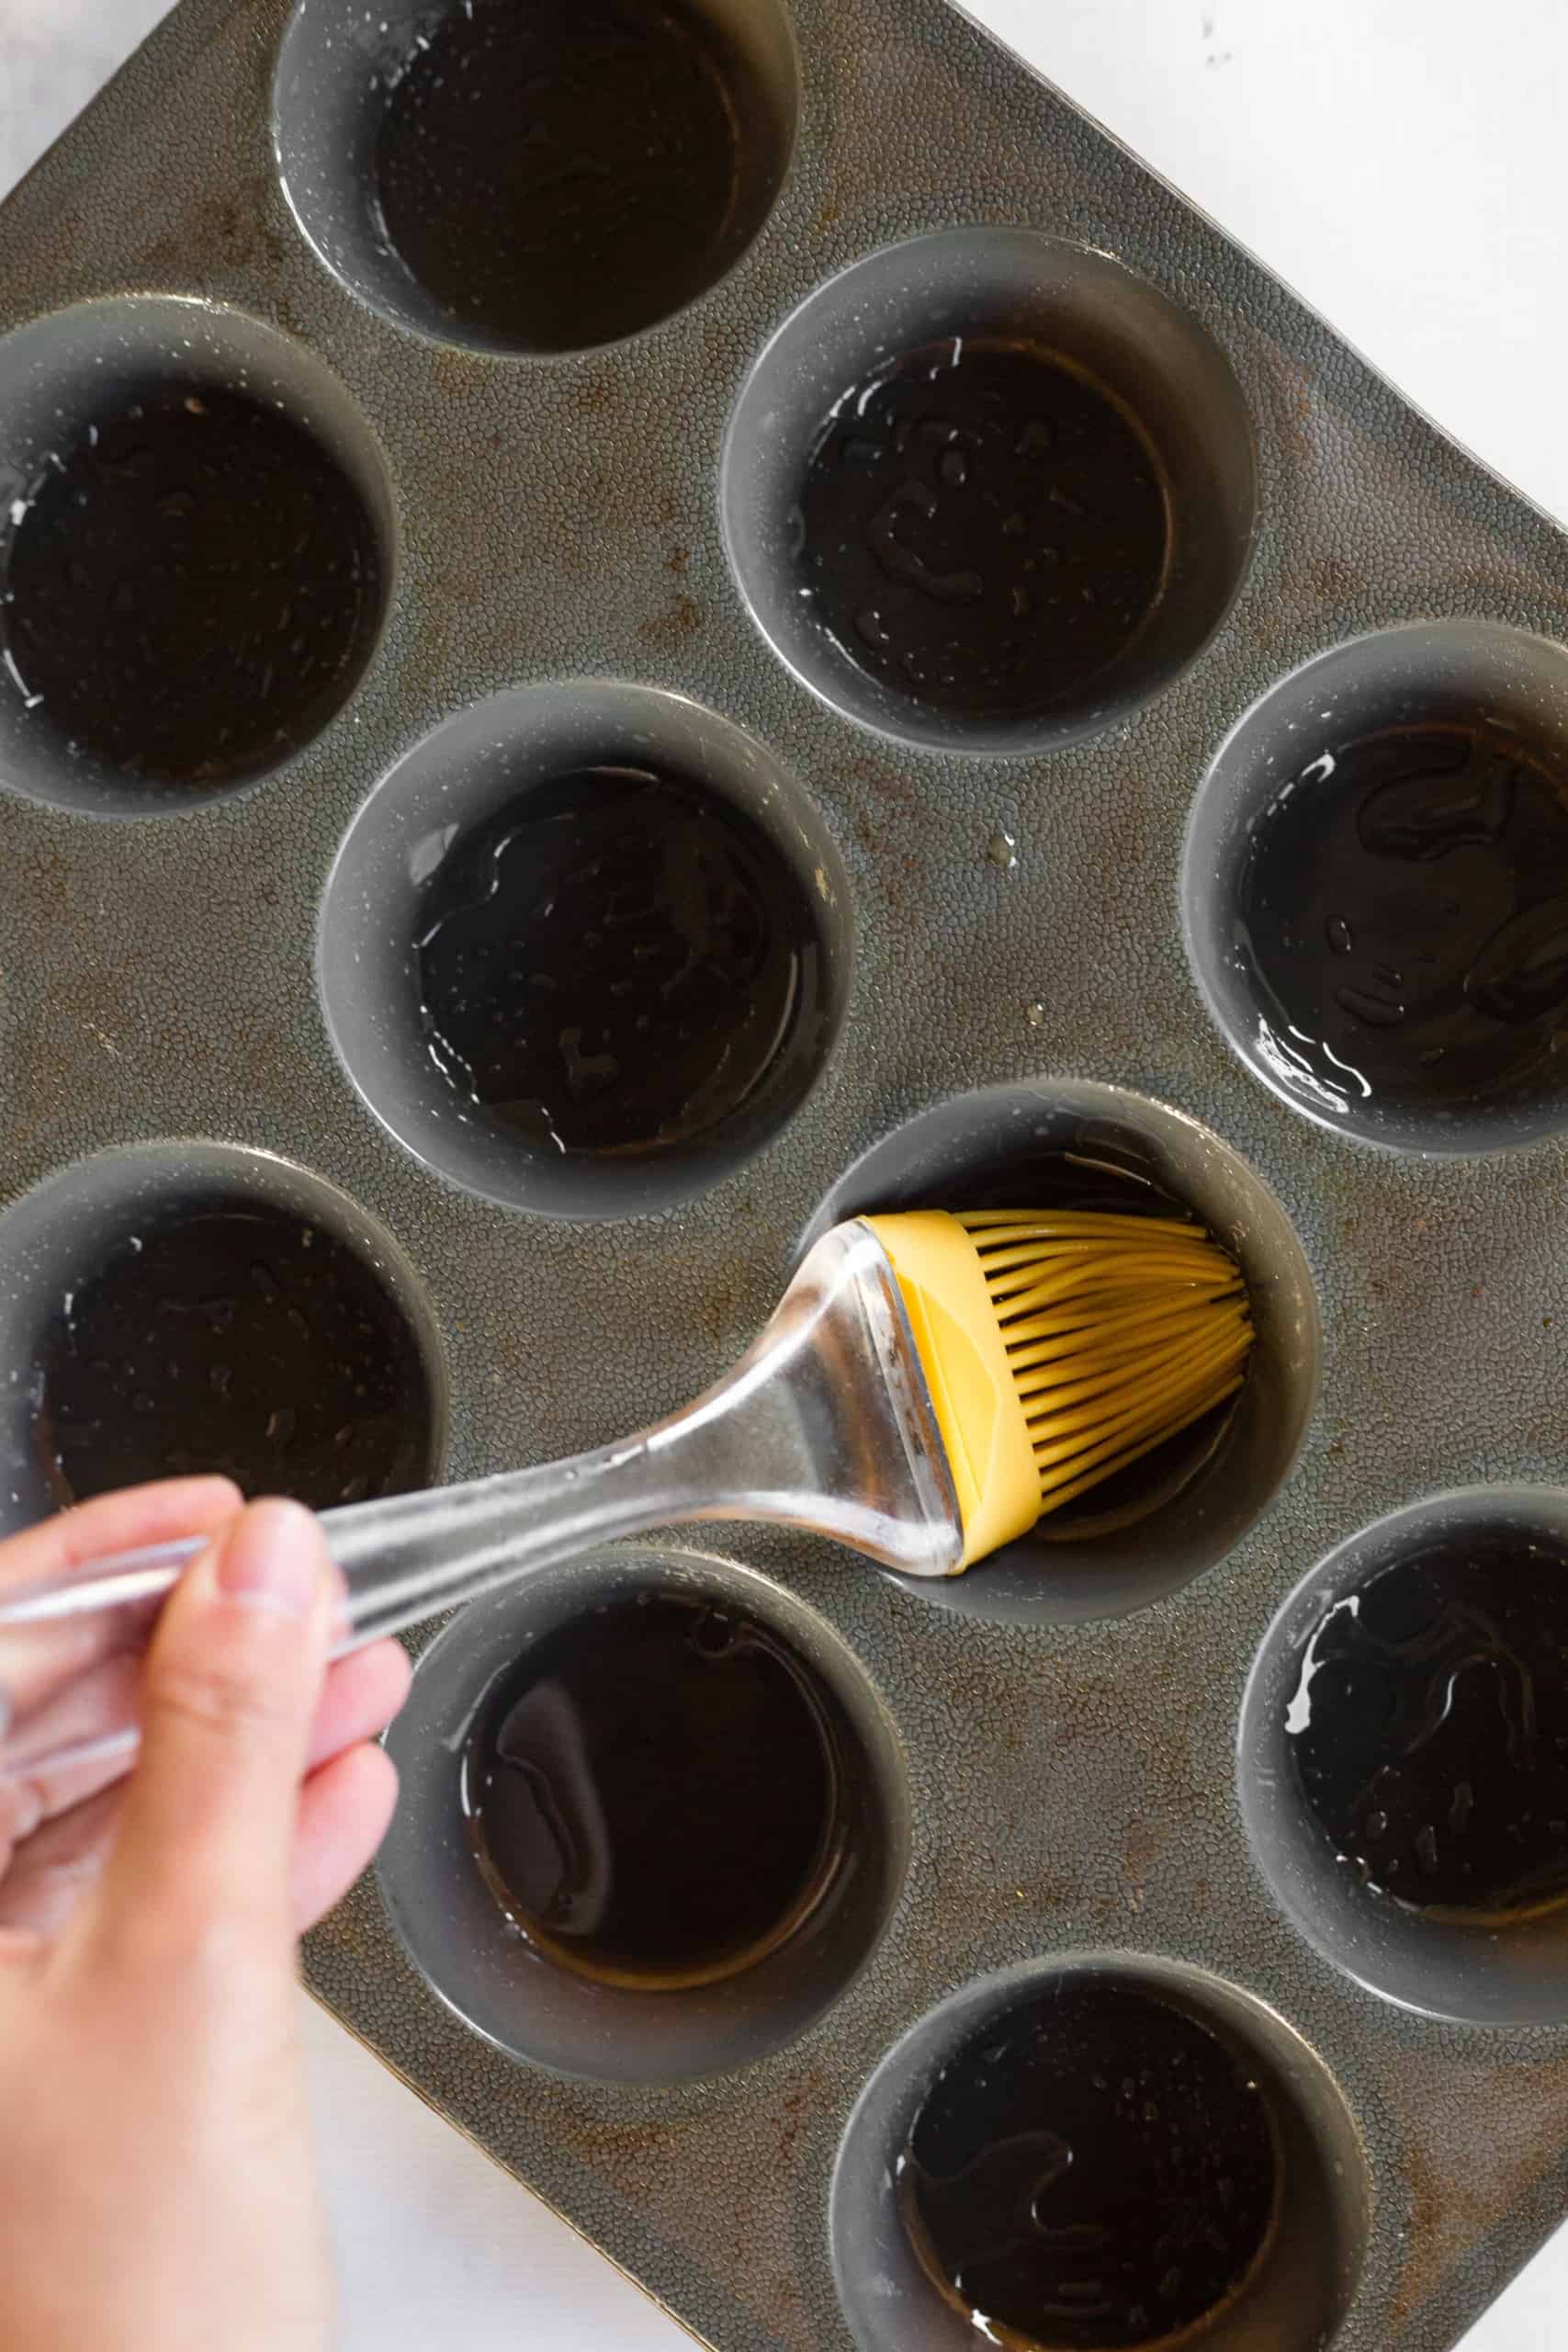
[0,1208,1251,1781]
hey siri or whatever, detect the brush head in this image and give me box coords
[864,1208,1254,1570]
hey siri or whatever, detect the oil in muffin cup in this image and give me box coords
[804,1080,1319,1628]
[1183,621,1568,1153]
[721,228,1258,756]
[829,1954,1368,2352]
[0,297,394,813]
[275,0,800,355]
[318,681,852,1218]
[0,1140,446,1532]
[377,1544,909,2083]
[1240,1484,1568,2026]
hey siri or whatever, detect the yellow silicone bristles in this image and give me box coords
[955,1208,1254,1520]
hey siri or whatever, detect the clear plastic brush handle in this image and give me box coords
[0,1222,962,1785]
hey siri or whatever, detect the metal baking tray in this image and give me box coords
[3,1,1568,2346]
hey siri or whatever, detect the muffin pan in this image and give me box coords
[4,0,1568,2346]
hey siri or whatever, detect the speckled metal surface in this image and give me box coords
[2,0,1568,2346]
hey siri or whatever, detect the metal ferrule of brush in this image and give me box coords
[0,1220,963,1787]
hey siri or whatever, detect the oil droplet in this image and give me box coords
[1358,750,1515,860]
[987,829,1018,874]
[1465,891,1568,1023]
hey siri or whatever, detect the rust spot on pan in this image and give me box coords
[1383,2050,1568,2326]
[637,594,704,648]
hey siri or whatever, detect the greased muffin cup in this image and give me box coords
[5,0,1568,2346]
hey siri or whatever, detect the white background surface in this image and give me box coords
[1,0,1566,2345]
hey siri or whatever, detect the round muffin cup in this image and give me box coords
[805,1079,1319,1629]
[377,1543,910,2085]
[1182,620,1568,1153]
[317,680,853,1218]
[274,0,801,356]
[829,1952,1369,2352]
[0,295,395,815]
[1239,1484,1568,2027]
[721,227,1258,755]
[0,1139,448,1531]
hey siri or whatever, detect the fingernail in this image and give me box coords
[215,1498,324,1622]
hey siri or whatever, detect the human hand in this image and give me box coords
[0,1478,412,2352]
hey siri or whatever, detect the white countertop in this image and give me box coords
[2,1,1566,2345]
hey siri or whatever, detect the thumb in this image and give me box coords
[95,1499,338,1951]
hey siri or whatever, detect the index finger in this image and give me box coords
[0,1477,243,1722]
[0,1478,244,1590]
